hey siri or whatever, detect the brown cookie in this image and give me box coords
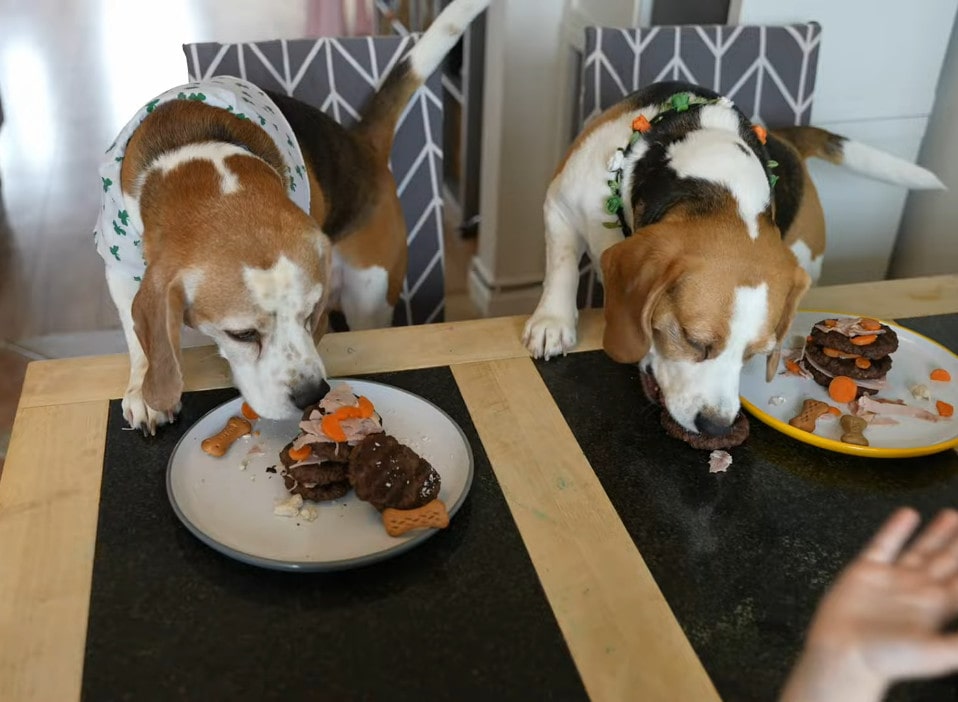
[788,399,831,433]
[660,410,750,450]
[809,322,899,360]
[286,480,350,503]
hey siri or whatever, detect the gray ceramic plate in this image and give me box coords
[166,379,474,571]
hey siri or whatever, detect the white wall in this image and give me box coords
[891,20,958,279]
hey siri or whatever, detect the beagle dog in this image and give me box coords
[524,81,943,439]
[95,0,490,433]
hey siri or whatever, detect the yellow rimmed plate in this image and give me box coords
[740,310,958,458]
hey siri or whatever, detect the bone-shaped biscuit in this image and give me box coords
[788,399,831,433]
[382,499,450,537]
[201,416,253,457]
[840,414,869,446]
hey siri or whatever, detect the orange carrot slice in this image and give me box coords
[936,400,954,418]
[785,359,802,375]
[321,414,347,443]
[288,444,312,462]
[855,357,872,369]
[357,395,375,418]
[241,402,259,421]
[850,334,878,346]
[335,406,363,420]
[859,318,882,331]
[931,368,952,382]
[827,406,841,416]
[828,376,858,404]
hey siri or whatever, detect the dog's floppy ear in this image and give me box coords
[600,232,683,364]
[765,265,811,382]
[133,265,186,412]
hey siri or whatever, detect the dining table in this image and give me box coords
[2,273,958,702]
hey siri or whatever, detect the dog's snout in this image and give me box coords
[290,379,331,410]
[694,412,733,437]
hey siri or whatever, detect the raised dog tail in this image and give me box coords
[356,0,490,158]
[772,126,945,190]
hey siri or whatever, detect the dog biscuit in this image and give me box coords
[840,414,869,446]
[788,399,831,433]
[201,416,253,457]
[382,499,450,537]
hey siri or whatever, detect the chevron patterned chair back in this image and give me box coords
[183,36,445,326]
[575,22,822,309]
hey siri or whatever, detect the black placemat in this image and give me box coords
[536,314,958,702]
[82,367,586,702]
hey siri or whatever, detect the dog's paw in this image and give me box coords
[522,312,577,360]
[122,387,179,436]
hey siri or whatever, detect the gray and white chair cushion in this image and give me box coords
[576,23,822,309]
[184,36,445,326]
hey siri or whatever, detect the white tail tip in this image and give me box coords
[840,140,946,190]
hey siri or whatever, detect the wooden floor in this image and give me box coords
[0,0,478,473]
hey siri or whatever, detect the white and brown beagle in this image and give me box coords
[524,81,943,439]
[96,0,489,433]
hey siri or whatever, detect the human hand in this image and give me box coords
[781,507,958,702]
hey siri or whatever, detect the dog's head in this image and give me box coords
[600,213,810,435]
[131,153,332,420]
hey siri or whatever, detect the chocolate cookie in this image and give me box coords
[286,480,351,502]
[809,323,899,359]
[804,344,892,380]
[284,462,349,488]
[804,363,878,398]
[660,410,750,450]
[348,434,441,511]
[279,440,352,468]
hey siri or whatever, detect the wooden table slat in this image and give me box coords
[452,358,720,702]
[0,401,109,702]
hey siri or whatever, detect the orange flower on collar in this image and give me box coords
[752,124,767,144]
[631,115,652,133]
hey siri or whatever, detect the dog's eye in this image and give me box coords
[304,313,313,331]
[682,329,712,360]
[226,329,261,344]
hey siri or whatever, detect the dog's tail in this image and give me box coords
[356,0,490,158]
[772,126,945,190]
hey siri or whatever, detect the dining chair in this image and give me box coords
[575,22,822,309]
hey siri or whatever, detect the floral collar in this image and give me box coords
[603,92,778,235]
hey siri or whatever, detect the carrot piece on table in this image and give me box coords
[850,334,878,346]
[937,400,954,418]
[859,318,882,331]
[321,414,348,443]
[288,444,312,462]
[241,402,259,421]
[828,376,858,404]
[930,368,952,382]
[855,357,872,369]
[785,359,802,375]
[827,406,842,416]
[357,395,375,418]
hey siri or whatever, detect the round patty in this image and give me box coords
[284,462,349,488]
[279,440,352,468]
[285,479,350,503]
[809,322,899,359]
[804,344,892,380]
[805,363,879,398]
[660,410,750,450]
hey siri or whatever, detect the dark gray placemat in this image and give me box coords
[82,367,586,702]
[535,314,958,702]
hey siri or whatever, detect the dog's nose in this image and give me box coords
[290,379,331,410]
[694,412,733,437]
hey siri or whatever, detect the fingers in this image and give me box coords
[910,634,958,679]
[899,509,958,571]
[860,507,921,564]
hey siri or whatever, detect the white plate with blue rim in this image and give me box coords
[166,379,474,571]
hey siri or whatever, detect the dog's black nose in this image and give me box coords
[290,379,331,410]
[694,412,733,437]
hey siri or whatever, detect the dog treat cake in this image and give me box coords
[276,382,446,536]
[801,317,899,399]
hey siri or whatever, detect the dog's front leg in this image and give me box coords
[106,268,179,434]
[522,200,585,360]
